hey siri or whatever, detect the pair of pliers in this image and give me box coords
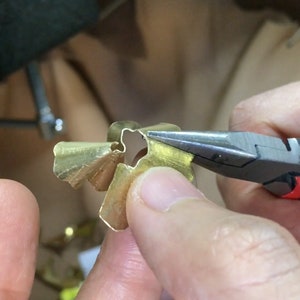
[147,130,300,200]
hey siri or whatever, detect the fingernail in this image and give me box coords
[136,167,204,211]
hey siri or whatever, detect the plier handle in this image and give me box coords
[147,130,300,200]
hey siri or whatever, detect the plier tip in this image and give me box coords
[147,130,300,199]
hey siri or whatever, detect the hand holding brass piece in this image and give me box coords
[53,121,194,231]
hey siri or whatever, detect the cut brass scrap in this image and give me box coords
[53,121,194,231]
[53,141,123,191]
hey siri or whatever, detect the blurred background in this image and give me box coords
[1,0,300,298]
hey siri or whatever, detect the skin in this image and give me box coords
[218,82,300,241]
[0,180,39,299]
[3,82,300,299]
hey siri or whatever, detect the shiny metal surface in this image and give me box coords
[147,130,300,196]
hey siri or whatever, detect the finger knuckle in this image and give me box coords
[210,216,300,284]
[229,99,253,131]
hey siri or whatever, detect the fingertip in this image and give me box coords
[0,179,39,220]
[126,167,213,246]
[125,168,228,299]
[127,167,204,212]
[0,179,39,297]
[0,178,37,199]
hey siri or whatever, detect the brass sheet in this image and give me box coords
[53,121,194,231]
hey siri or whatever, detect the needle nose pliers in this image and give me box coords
[147,130,300,200]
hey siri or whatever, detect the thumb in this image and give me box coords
[126,167,300,299]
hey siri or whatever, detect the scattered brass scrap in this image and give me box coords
[36,257,83,291]
[53,121,194,231]
[37,218,103,297]
[42,219,98,253]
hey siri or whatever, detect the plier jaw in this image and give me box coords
[147,130,300,199]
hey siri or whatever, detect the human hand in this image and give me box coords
[218,82,300,242]
[7,82,300,299]
[8,166,300,299]
[76,166,300,299]
[0,180,39,299]
[76,82,300,299]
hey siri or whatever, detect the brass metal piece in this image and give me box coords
[53,121,194,231]
[53,141,123,191]
[36,258,83,291]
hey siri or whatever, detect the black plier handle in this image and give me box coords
[147,131,300,199]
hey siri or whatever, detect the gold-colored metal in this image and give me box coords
[53,121,194,231]
[53,141,123,191]
[42,220,98,252]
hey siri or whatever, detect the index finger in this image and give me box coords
[229,81,300,137]
[219,82,300,241]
